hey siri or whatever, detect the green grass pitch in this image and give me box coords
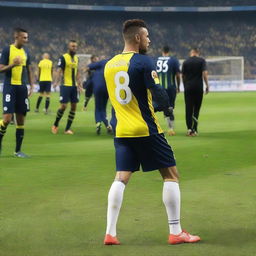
[1,91,256,256]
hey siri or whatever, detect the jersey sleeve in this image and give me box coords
[26,50,31,66]
[88,59,107,70]
[143,57,160,89]
[57,56,65,70]
[0,46,10,65]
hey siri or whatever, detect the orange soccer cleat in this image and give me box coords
[104,234,120,245]
[168,230,201,245]
[51,125,58,134]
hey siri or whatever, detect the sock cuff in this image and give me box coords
[164,179,179,183]
[16,126,24,129]
[113,180,126,188]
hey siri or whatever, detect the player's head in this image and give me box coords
[42,53,50,59]
[162,45,170,56]
[90,55,99,63]
[14,27,28,47]
[68,40,78,55]
[122,19,150,54]
[190,47,200,57]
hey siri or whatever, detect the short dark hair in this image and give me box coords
[122,19,148,42]
[90,55,97,61]
[69,40,77,43]
[191,47,200,53]
[14,27,28,34]
[162,45,170,53]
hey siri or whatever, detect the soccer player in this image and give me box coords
[51,40,82,135]
[182,48,209,136]
[156,45,180,135]
[0,28,34,158]
[35,53,53,114]
[103,19,200,245]
[87,58,112,135]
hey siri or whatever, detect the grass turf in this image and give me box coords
[0,91,256,256]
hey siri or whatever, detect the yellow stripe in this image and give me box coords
[16,125,24,129]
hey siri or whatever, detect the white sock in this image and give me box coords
[165,116,174,129]
[163,181,182,235]
[106,181,125,236]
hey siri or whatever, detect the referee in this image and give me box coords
[182,48,209,136]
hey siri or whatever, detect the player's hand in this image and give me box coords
[28,86,34,97]
[163,107,173,117]
[13,56,22,66]
[205,86,209,95]
[78,86,84,93]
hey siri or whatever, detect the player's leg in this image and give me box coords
[159,167,200,244]
[105,171,132,245]
[191,91,203,135]
[64,102,76,134]
[165,88,176,136]
[44,82,52,114]
[14,113,28,157]
[35,82,45,112]
[184,91,194,136]
[0,114,13,155]
[104,138,139,245]
[64,86,78,134]
[52,85,67,134]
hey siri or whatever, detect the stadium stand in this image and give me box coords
[0,6,255,79]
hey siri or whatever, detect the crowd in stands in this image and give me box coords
[4,0,256,7]
[0,9,255,79]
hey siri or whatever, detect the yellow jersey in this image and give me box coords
[38,59,52,82]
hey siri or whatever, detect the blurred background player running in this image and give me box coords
[35,53,53,114]
[156,45,180,135]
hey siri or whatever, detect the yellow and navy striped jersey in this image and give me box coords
[156,56,180,89]
[104,52,163,138]
[38,59,52,82]
[0,44,31,85]
[58,53,78,86]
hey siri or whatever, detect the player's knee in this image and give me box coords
[160,166,179,182]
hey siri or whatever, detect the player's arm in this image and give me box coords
[26,51,34,97]
[76,60,83,92]
[0,46,21,72]
[175,59,181,93]
[87,59,105,71]
[53,56,65,88]
[27,65,35,97]
[144,59,172,116]
[202,59,209,94]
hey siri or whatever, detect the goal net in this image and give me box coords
[77,53,92,82]
[180,56,244,91]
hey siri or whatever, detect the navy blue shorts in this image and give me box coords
[114,133,176,172]
[39,81,51,93]
[60,85,79,103]
[2,84,30,114]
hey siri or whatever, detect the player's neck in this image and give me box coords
[123,44,139,53]
[13,42,23,49]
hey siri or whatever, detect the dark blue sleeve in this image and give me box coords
[88,59,107,70]
[0,46,10,65]
[202,59,207,71]
[25,49,31,66]
[143,57,159,89]
[57,56,65,70]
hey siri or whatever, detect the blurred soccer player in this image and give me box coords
[103,19,200,245]
[51,40,82,135]
[156,45,180,135]
[35,53,53,114]
[182,48,209,136]
[86,57,112,135]
[0,28,34,158]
